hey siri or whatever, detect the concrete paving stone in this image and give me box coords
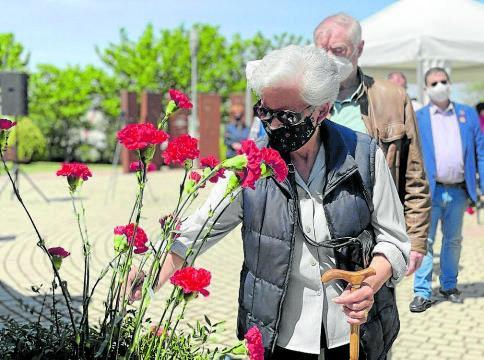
[1,169,484,356]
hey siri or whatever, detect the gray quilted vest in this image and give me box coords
[236,120,399,360]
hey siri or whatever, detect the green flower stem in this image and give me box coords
[51,280,60,337]
[172,167,219,222]
[82,253,122,340]
[100,256,122,338]
[0,150,79,350]
[113,163,148,358]
[174,169,188,216]
[155,289,182,359]
[157,113,170,130]
[129,192,141,223]
[162,298,188,356]
[70,193,91,352]
[126,254,160,357]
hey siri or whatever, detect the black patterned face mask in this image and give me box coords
[262,115,318,153]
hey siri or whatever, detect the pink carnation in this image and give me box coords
[170,267,211,297]
[200,155,225,183]
[260,148,288,182]
[0,119,16,130]
[117,123,169,151]
[244,326,264,360]
[162,134,199,166]
[236,140,262,189]
[48,247,70,258]
[56,163,92,181]
[114,223,149,254]
[129,161,156,172]
[169,89,193,109]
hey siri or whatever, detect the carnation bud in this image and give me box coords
[260,163,271,179]
[52,256,63,270]
[164,100,177,118]
[141,146,156,164]
[67,176,83,193]
[221,155,248,171]
[224,173,240,197]
[183,179,197,194]
[114,234,129,253]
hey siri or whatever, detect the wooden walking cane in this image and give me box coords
[321,268,376,360]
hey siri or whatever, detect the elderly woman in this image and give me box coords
[129,45,410,360]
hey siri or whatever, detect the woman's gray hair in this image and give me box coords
[246,45,339,106]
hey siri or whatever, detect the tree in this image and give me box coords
[0,33,30,71]
[29,64,119,160]
[96,24,310,102]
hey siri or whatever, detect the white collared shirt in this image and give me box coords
[429,102,465,184]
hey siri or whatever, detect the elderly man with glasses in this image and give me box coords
[313,13,431,279]
[127,45,410,360]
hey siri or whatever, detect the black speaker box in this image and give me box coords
[0,72,29,116]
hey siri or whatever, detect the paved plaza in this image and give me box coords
[1,167,483,359]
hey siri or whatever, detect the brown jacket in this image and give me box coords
[358,71,431,254]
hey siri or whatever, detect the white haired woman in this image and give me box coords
[128,45,410,360]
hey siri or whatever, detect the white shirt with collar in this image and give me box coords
[429,102,465,184]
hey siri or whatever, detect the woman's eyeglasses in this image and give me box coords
[253,100,314,126]
[430,80,448,87]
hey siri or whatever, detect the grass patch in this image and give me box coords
[0,161,119,175]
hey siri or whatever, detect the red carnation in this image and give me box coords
[466,207,475,215]
[56,163,92,181]
[129,161,156,172]
[236,140,262,189]
[200,155,225,183]
[260,148,288,182]
[162,134,199,166]
[0,119,16,130]
[169,89,193,109]
[117,123,169,151]
[170,267,211,297]
[114,223,149,254]
[245,326,265,360]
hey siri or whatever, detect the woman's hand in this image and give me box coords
[334,283,375,325]
[126,266,146,303]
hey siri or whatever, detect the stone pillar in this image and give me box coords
[198,93,221,159]
[120,91,139,173]
[140,91,163,169]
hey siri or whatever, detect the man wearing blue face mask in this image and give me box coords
[411,67,484,311]
[313,13,431,281]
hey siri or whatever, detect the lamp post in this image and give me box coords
[189,28,199,138]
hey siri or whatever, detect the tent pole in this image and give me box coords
[417,58,424,104]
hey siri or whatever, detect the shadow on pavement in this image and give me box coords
[0,281,82,326]
[0,235,16,242]
[430,282,484,307]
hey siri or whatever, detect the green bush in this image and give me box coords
[7,118,47,162]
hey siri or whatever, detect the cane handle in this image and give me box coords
[321,267,376,360]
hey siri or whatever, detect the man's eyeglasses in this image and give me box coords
[253,100,314,126]
[430,80,448,87]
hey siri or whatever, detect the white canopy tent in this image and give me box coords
[359,0,484,102]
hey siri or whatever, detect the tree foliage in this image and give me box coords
[29,64,120,160]
[97,24,309,100]
[0,33,30,71]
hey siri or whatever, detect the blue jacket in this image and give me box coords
[416,102,484,202]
